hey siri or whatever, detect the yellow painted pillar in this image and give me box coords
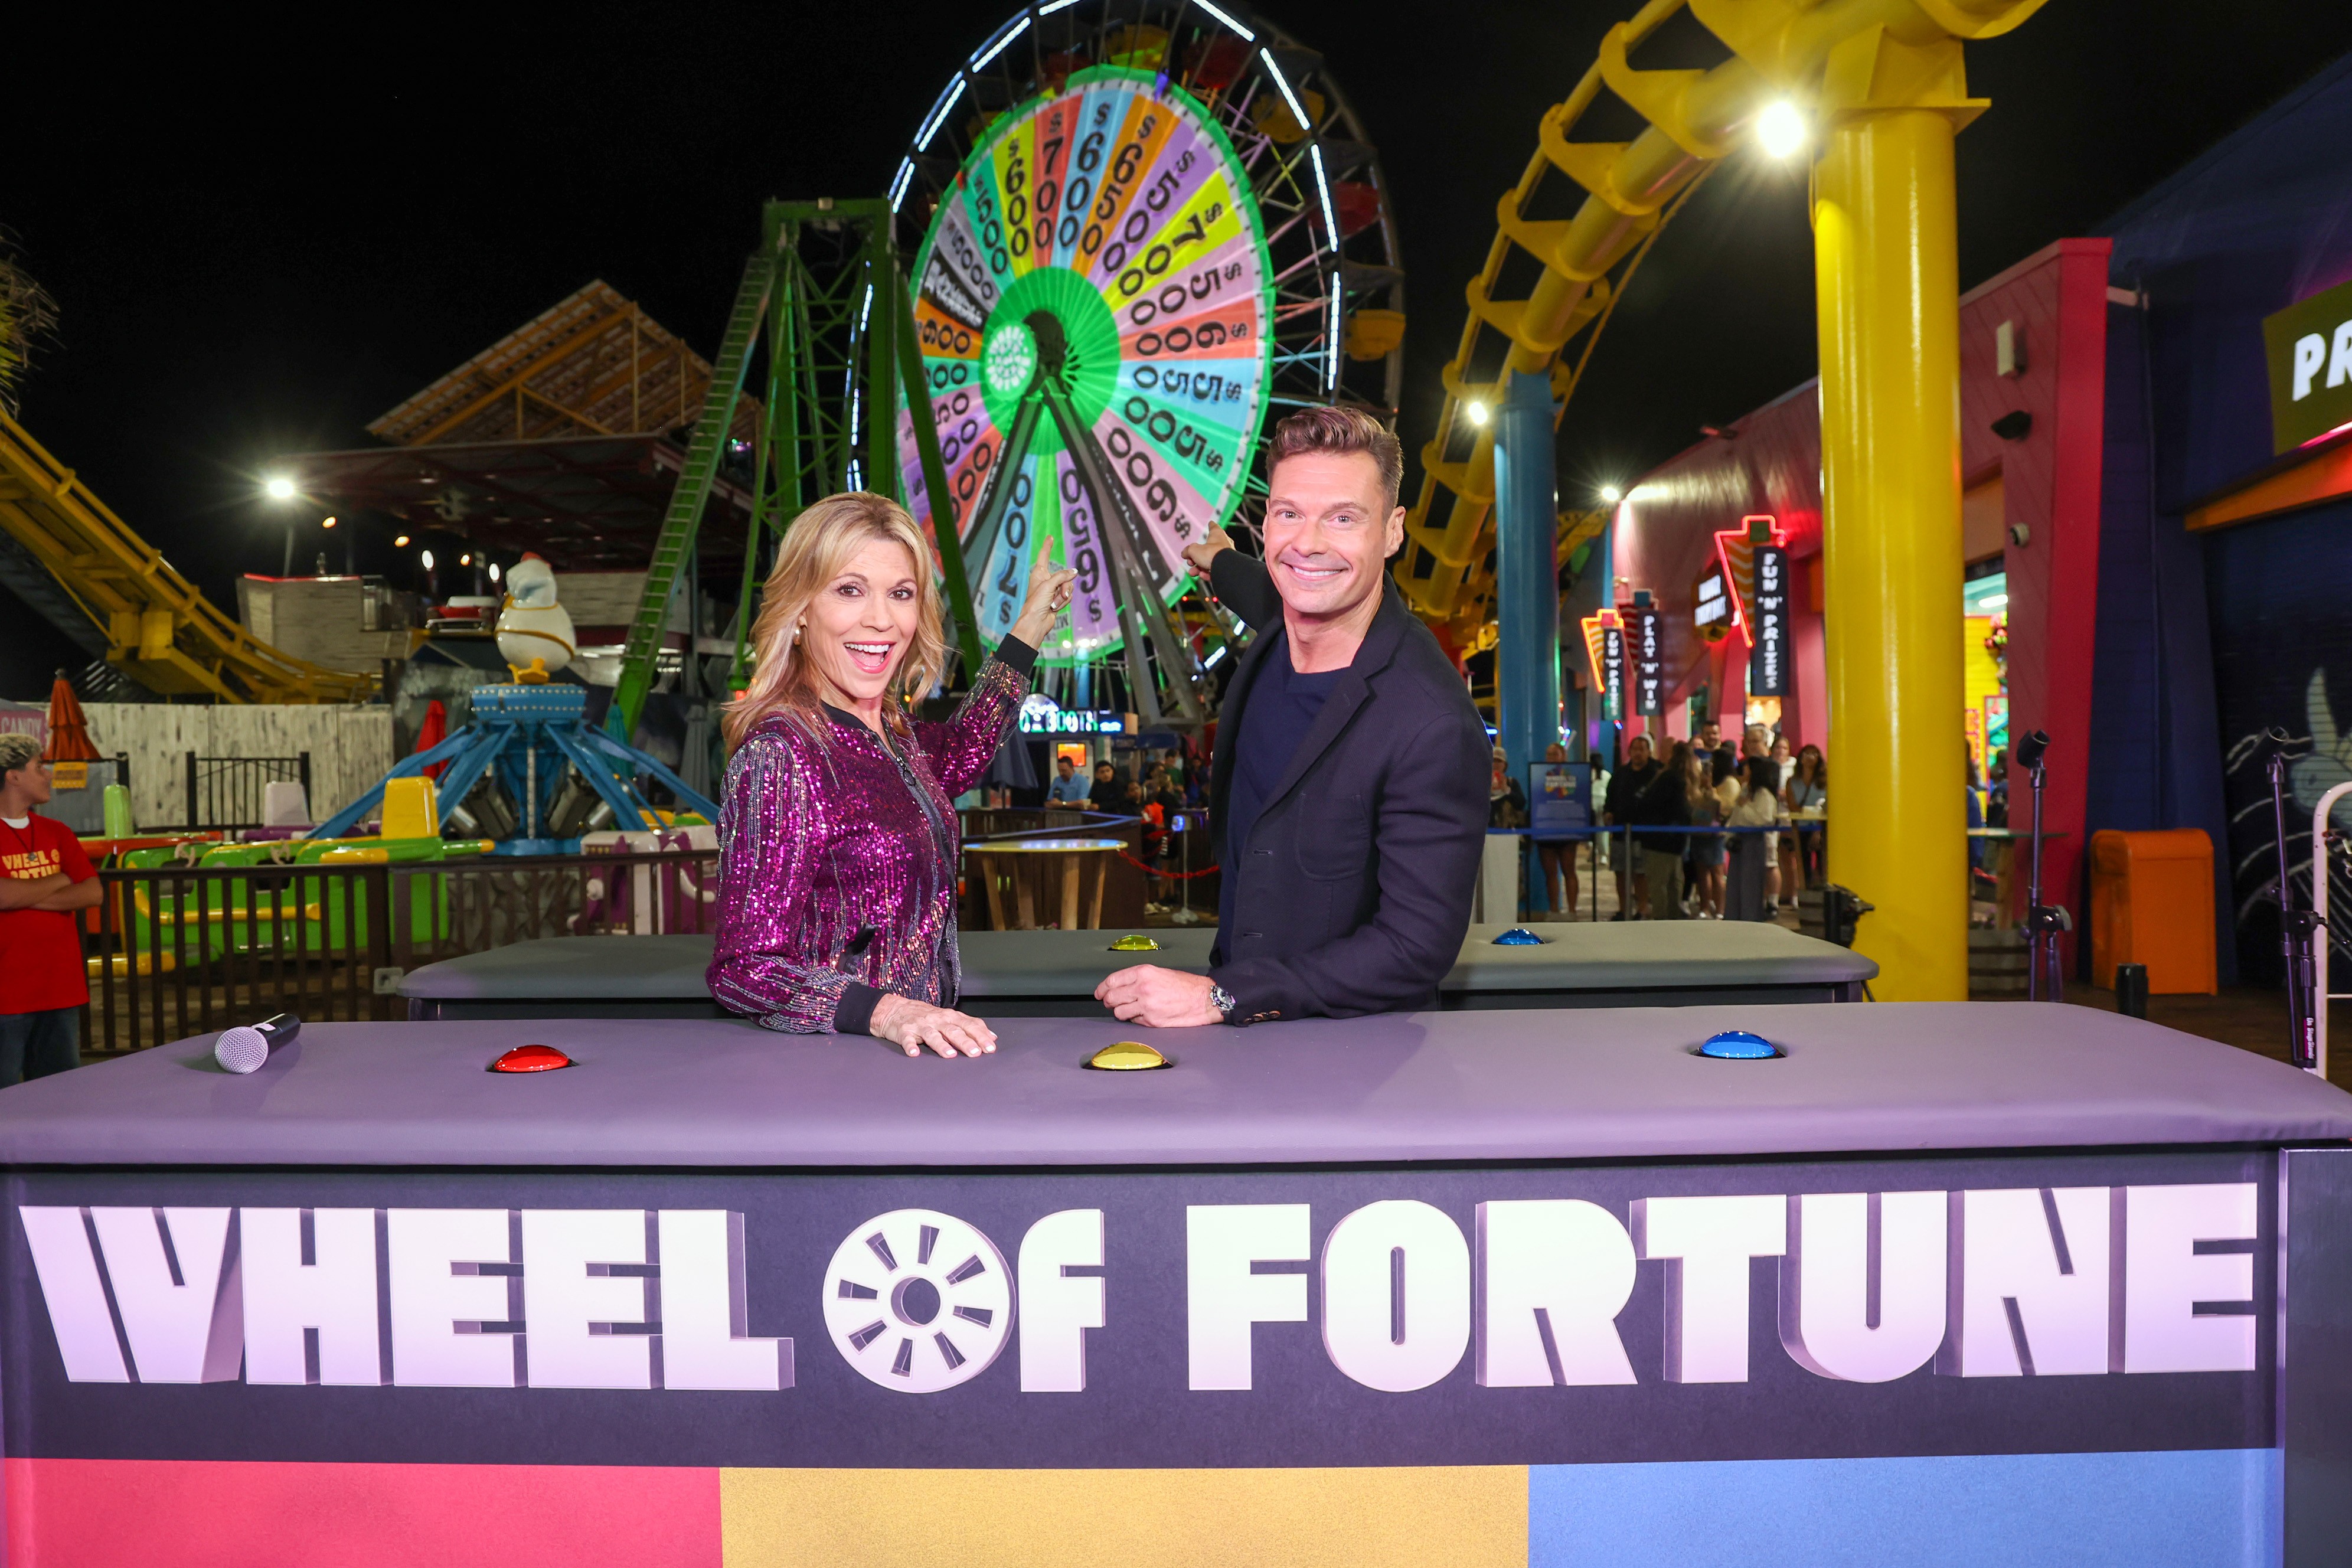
[1815,99,1967,1001]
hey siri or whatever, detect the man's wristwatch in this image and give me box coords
[1207,981,1237,1021]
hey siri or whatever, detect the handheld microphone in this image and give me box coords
[214,1013,301,1074]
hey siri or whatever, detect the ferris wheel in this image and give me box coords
[890,1,1402,723]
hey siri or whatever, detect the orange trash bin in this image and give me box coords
[2089,828,2218,994]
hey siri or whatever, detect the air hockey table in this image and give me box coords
[398,922,1877,1021]
[0,1002,2347,1566]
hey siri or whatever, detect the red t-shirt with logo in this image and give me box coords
[0,815,95,1013]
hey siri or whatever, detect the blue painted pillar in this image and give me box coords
[1492,368,1560,801]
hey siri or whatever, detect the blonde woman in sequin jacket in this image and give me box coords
[709,492,1074,1059]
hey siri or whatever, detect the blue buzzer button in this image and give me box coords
[1699,1030,1783,1060]
[1492,927,1544,946]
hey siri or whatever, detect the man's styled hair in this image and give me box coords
[0,733,40,776]
[1267,405,1403,512]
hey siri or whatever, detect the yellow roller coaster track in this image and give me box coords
[1394,0,2044,654]
[0,408,374,704]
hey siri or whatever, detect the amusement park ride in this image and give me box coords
[590,0,1407,743]
[0,0,2047,996]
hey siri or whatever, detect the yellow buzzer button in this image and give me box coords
[1109,934,1161,952]
[1088,1040,1168,1071]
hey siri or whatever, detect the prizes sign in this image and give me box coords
[2263,273,2352,453]
[1749,544,1790,697]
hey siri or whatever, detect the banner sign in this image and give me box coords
[1018,695,1128,736]
[1,1152,2275,1470]
[1631,609,1664,716]
[2262,273,2352,453]
[1693,564,1732,644]
[1749,543,1790,697]
[1599,623,1625,723]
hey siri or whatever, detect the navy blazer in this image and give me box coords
[1206,550,1491,1023]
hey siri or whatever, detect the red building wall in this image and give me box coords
[1612,382,1823,743]
[1609,239,2113,958]
[1960,239,2113,959]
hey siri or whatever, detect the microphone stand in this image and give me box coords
[2270,749,2324,1070]
[2020,731,2070,1002]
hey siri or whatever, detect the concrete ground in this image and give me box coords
[2054,983,2352,1092]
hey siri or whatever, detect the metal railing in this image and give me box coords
[185,750,310,830]
[2309,780,2351,1080]
[80,849,720,1054]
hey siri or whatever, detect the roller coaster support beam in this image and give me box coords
[1493,367,1561,809]
[1815,19,1990,1002]
[1396,0,2048,664]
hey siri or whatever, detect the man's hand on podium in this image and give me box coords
[1096,964,1223,1028]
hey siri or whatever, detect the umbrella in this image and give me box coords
[43,669,99,762]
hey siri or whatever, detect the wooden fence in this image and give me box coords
[80,851,720,1054]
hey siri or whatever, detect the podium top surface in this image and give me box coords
[1,1002,2342,1171]
[398,922,1876,1001]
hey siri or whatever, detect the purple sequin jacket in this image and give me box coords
[707,641,1035,1033]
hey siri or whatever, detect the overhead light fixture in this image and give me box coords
[393,534,410,547]
[1755,100,1808,160]
[1599,484,1623,505]
[321,515,338,530]
[263,476,297,501]
[420,550,436,570]
[460,553,472,567]
[1463,401,1490,427]
[1979,592,2010,609]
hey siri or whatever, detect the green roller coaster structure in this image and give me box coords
[603,199,984,744]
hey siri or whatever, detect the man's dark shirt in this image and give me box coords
[1602,760,1659,823]
[1219,638,1346,935]
[1637,765,1693,854]
[1203,549,1489,1022]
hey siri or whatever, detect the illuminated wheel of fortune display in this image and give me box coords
[893,3,1402,698]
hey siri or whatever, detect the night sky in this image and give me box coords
[6,1,2348,698]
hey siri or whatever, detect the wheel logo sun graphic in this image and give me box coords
[982,321,1037,398]
[822,1209,1014,1393]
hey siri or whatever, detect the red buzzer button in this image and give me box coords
[489,1044,573,1073]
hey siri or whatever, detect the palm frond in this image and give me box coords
[0,236,61,418]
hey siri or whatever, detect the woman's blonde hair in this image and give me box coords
[721,492,946,751]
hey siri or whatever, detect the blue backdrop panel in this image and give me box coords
[1530,1449,2279,1568]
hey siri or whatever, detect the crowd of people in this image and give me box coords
[1593,720,1828,920]
[1046,752,1200,821]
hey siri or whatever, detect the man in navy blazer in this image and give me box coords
[1096,406,1490,1026]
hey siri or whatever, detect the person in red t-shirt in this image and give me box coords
[0,734,99,1086]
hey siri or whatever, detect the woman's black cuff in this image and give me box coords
[993,636,1040,678]
[835,982,884,1035]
